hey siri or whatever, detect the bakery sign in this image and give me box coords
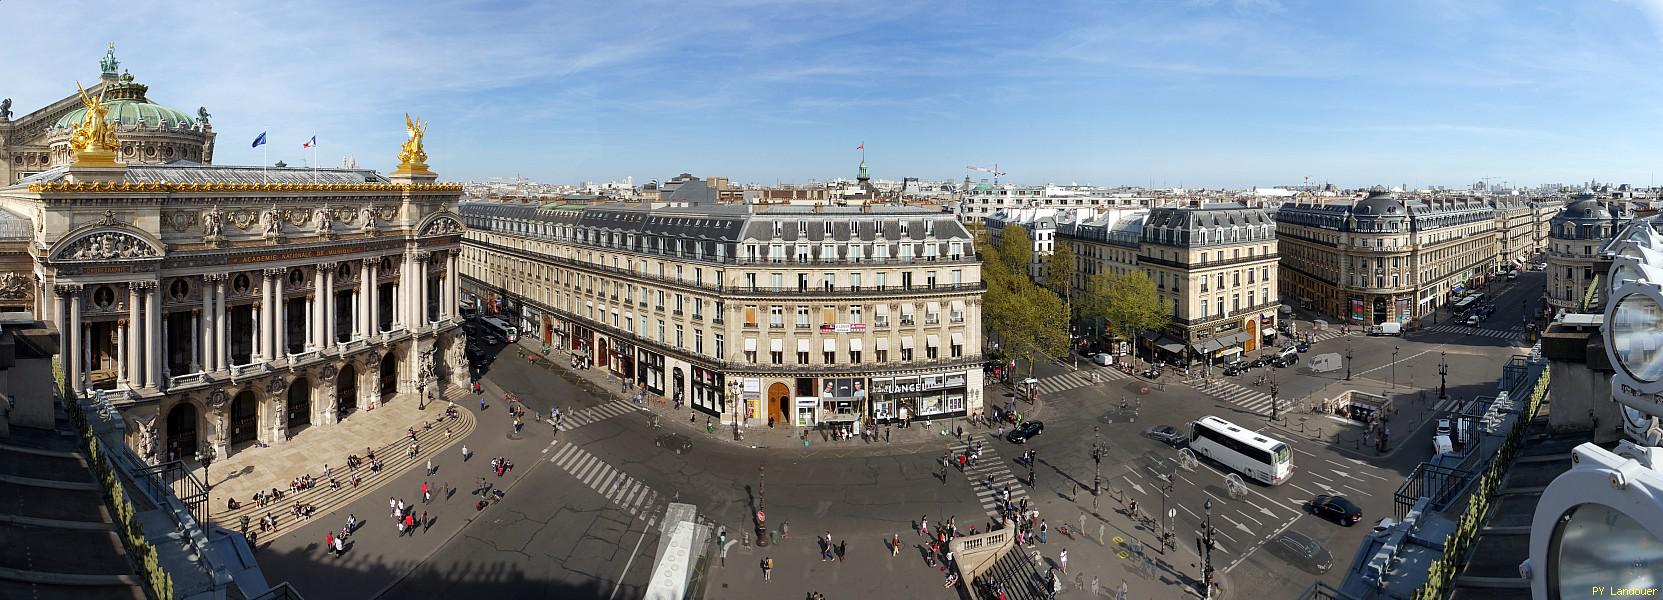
[819,323,868,334]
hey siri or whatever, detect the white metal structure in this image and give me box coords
[1188,416,1293,485]
[479,315,518,343]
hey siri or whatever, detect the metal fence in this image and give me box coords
[247,582,307,600]
[134,460,210,529]
[1393,461,1474,521]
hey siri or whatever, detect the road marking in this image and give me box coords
[1343,484,1369,496]
[1304,470,1333,483]
[1233,508,1264,527]
[609,509,655,600]
[1179,503,1200,520]
[1289,483,1317,497]
[1225,516,1300,574]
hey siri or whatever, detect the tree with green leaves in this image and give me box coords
[1042,241,1076,308]
[1102,270,1170,340]
[996,224,1033,279]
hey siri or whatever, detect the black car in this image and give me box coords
[1145,425,1188,448]
[1266,530,1332,574]
[1295,341,1311,353]
[1006,421,1044,444]
[1223,361,1249,376]
[1305,494,1364,526]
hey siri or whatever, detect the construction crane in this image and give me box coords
[966,164,1006,184]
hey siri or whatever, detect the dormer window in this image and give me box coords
[773,221,783,237]
[899,221,909,236]
[797,221,808,237]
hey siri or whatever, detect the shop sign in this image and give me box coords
[742,378,761,399]
[1213,322,1238,333]
[820,378,868,399]
[819,323,869,334]
[874,375,966,394]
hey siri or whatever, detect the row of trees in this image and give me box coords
[977,223,1171,364]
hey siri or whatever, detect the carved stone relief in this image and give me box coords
[422,216,462,236]
[229,209,258,231]
[0,272,30,300]
[165,211,198,233]
[57,231,159,261]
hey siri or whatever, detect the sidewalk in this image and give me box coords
[509,338,1042,456]
[205,384,470,537]
[1259,377,1438,461]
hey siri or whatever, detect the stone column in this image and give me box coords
[200,277,212,373]
[368,260,380,336]
[447,251,459,320]
[116,320,128,387]
[312,265,325,350]
[403,251,416,329]
[129,284,144,388]
[390,279,400,331]
[189,310,200,374]
[257,273,271,362]
[353,285,363,339]
[272,270,286,357]
[323,263,336,349]
[213,276,228,372]
[417,253,430,326]
[145,285,160,389]
[67,287,83,394]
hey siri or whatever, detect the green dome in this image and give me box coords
[56,98,198,131]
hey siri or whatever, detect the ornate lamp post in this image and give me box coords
[417,359,434,410]
[1345,340,1353,381]
[1391,345,1400,388]
[1200,499,1216,599]
[1439,352,1449,400]
[1269,369,1280,421]
[1090,426,1103,506]
[755,465,768,547]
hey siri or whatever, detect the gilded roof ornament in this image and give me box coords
[395,113,432,175]
[68,81,123,167]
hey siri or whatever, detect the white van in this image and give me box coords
[1367,322,1403,336]
[1433,435,1454,455]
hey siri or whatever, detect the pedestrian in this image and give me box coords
[404,513,416,536]
[781,520,790,540]
[1040,519,1048,544]
[397,498,406,516]
[836,540,846,562]
[397,516,407,535]
[762,556,774,582]
[422,482,431,504]
[333,534,345,557]
[919,515,928,537]
[1059,548,1068,574]
[427,458,434,476]
[421,511,429,533]
[388,497,397,518]
[892,533,901,557]
[462,444,470,461]
[325,530,335,554]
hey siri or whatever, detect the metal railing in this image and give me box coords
[135,460,211,533]
[1137,252,1281,270]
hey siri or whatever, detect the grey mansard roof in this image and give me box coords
[1276,192,1494,232]
[461,200,971,248]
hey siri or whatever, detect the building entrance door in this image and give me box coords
[768,383,790,425]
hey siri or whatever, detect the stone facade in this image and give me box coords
[1546,192,1632,312]
[0,160,465,462]
[460,201,985,430]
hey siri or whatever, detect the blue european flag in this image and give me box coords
[252,132,267,148]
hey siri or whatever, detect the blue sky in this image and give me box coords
[7,0,1663,188]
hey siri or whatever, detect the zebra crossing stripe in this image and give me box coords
[551,444,578,465]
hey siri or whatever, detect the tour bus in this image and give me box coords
[479,316,518,343]
[1189,415,1294,485]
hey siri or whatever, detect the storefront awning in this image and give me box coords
[744,338,758,352]
[823,338,836,352]
[770,338,783,352]
[797,339,810,353]
[926,334,940,348]
[1156,339,1186,354]
[875,338,889,351]
[901,336,915,349]
[850,338,863,352]
[1219,346,1243,356]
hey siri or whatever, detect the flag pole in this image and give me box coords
[262,145,268,184]
[311,130,318,184]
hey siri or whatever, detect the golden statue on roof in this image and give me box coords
[69,81,122,167]
[395,113,430,174]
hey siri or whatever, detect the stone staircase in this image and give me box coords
[212,388,474,542]
[969,543,1048,600]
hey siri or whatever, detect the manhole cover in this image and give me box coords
[655,433,693,455]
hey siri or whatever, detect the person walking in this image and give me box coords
[397,515,407,535]
[421,511,429,533]
[426,458,435,476]
[1039,519,1048,544]
[422,482,431,504]
[762,556,774,582]
[836,540,847,562]
[333,534,345,557]
[404,513,416,536]
[325,531,335,555]
[461,444,470,462]
[1059,548,1068,574]
[388,497,397,518]
[892,533,901,557]
[919,515,929,537]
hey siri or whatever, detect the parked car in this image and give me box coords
[1006,420,1045,444]
[1295,340,1311,353]
[1145,425,1188,448]
[1222,360,1249,376]
[1506,271,1519,281]
[1366,322,1403,336]
[1464,315,1481,327]
[1266,530,1333,574]
[1305,494,1364,526]
[1092,353,1113,367]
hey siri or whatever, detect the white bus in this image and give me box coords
[479,316,518,343]
[1189,416,1294,485]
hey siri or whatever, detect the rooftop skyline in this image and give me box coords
[9,0,1663,188]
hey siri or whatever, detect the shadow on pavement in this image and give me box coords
[256,540,618,600]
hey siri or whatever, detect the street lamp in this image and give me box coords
[1269,370,1280,421]
[1345,340,1353,381]
[1091,425,1103,506]
[1391,345,1400,388]
[1439,352,1449,400]
[755,465,768,547]
[1200,499,1216,599]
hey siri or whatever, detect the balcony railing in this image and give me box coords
[230,363,268,378]
[1138,252,1281,270]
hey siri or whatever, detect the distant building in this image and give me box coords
[1276,191,1498,325]
[1545,192,1632,312]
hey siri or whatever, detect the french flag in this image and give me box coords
[302,135,316,149]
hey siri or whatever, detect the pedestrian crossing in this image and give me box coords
[1030,366,1131,396]
[1419,323,1525,342]
[549,441,667,525]
[950,437,1030,520]
[1190,378,1279,416]
[556,400,646,432]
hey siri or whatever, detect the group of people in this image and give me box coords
[817,531,847,562]
[251,487,287,508]
[388,496,429,536]
[490,456,514,477]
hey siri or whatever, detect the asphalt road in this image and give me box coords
[257,273,1544,599]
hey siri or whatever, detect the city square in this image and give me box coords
[3,4,1663,600]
